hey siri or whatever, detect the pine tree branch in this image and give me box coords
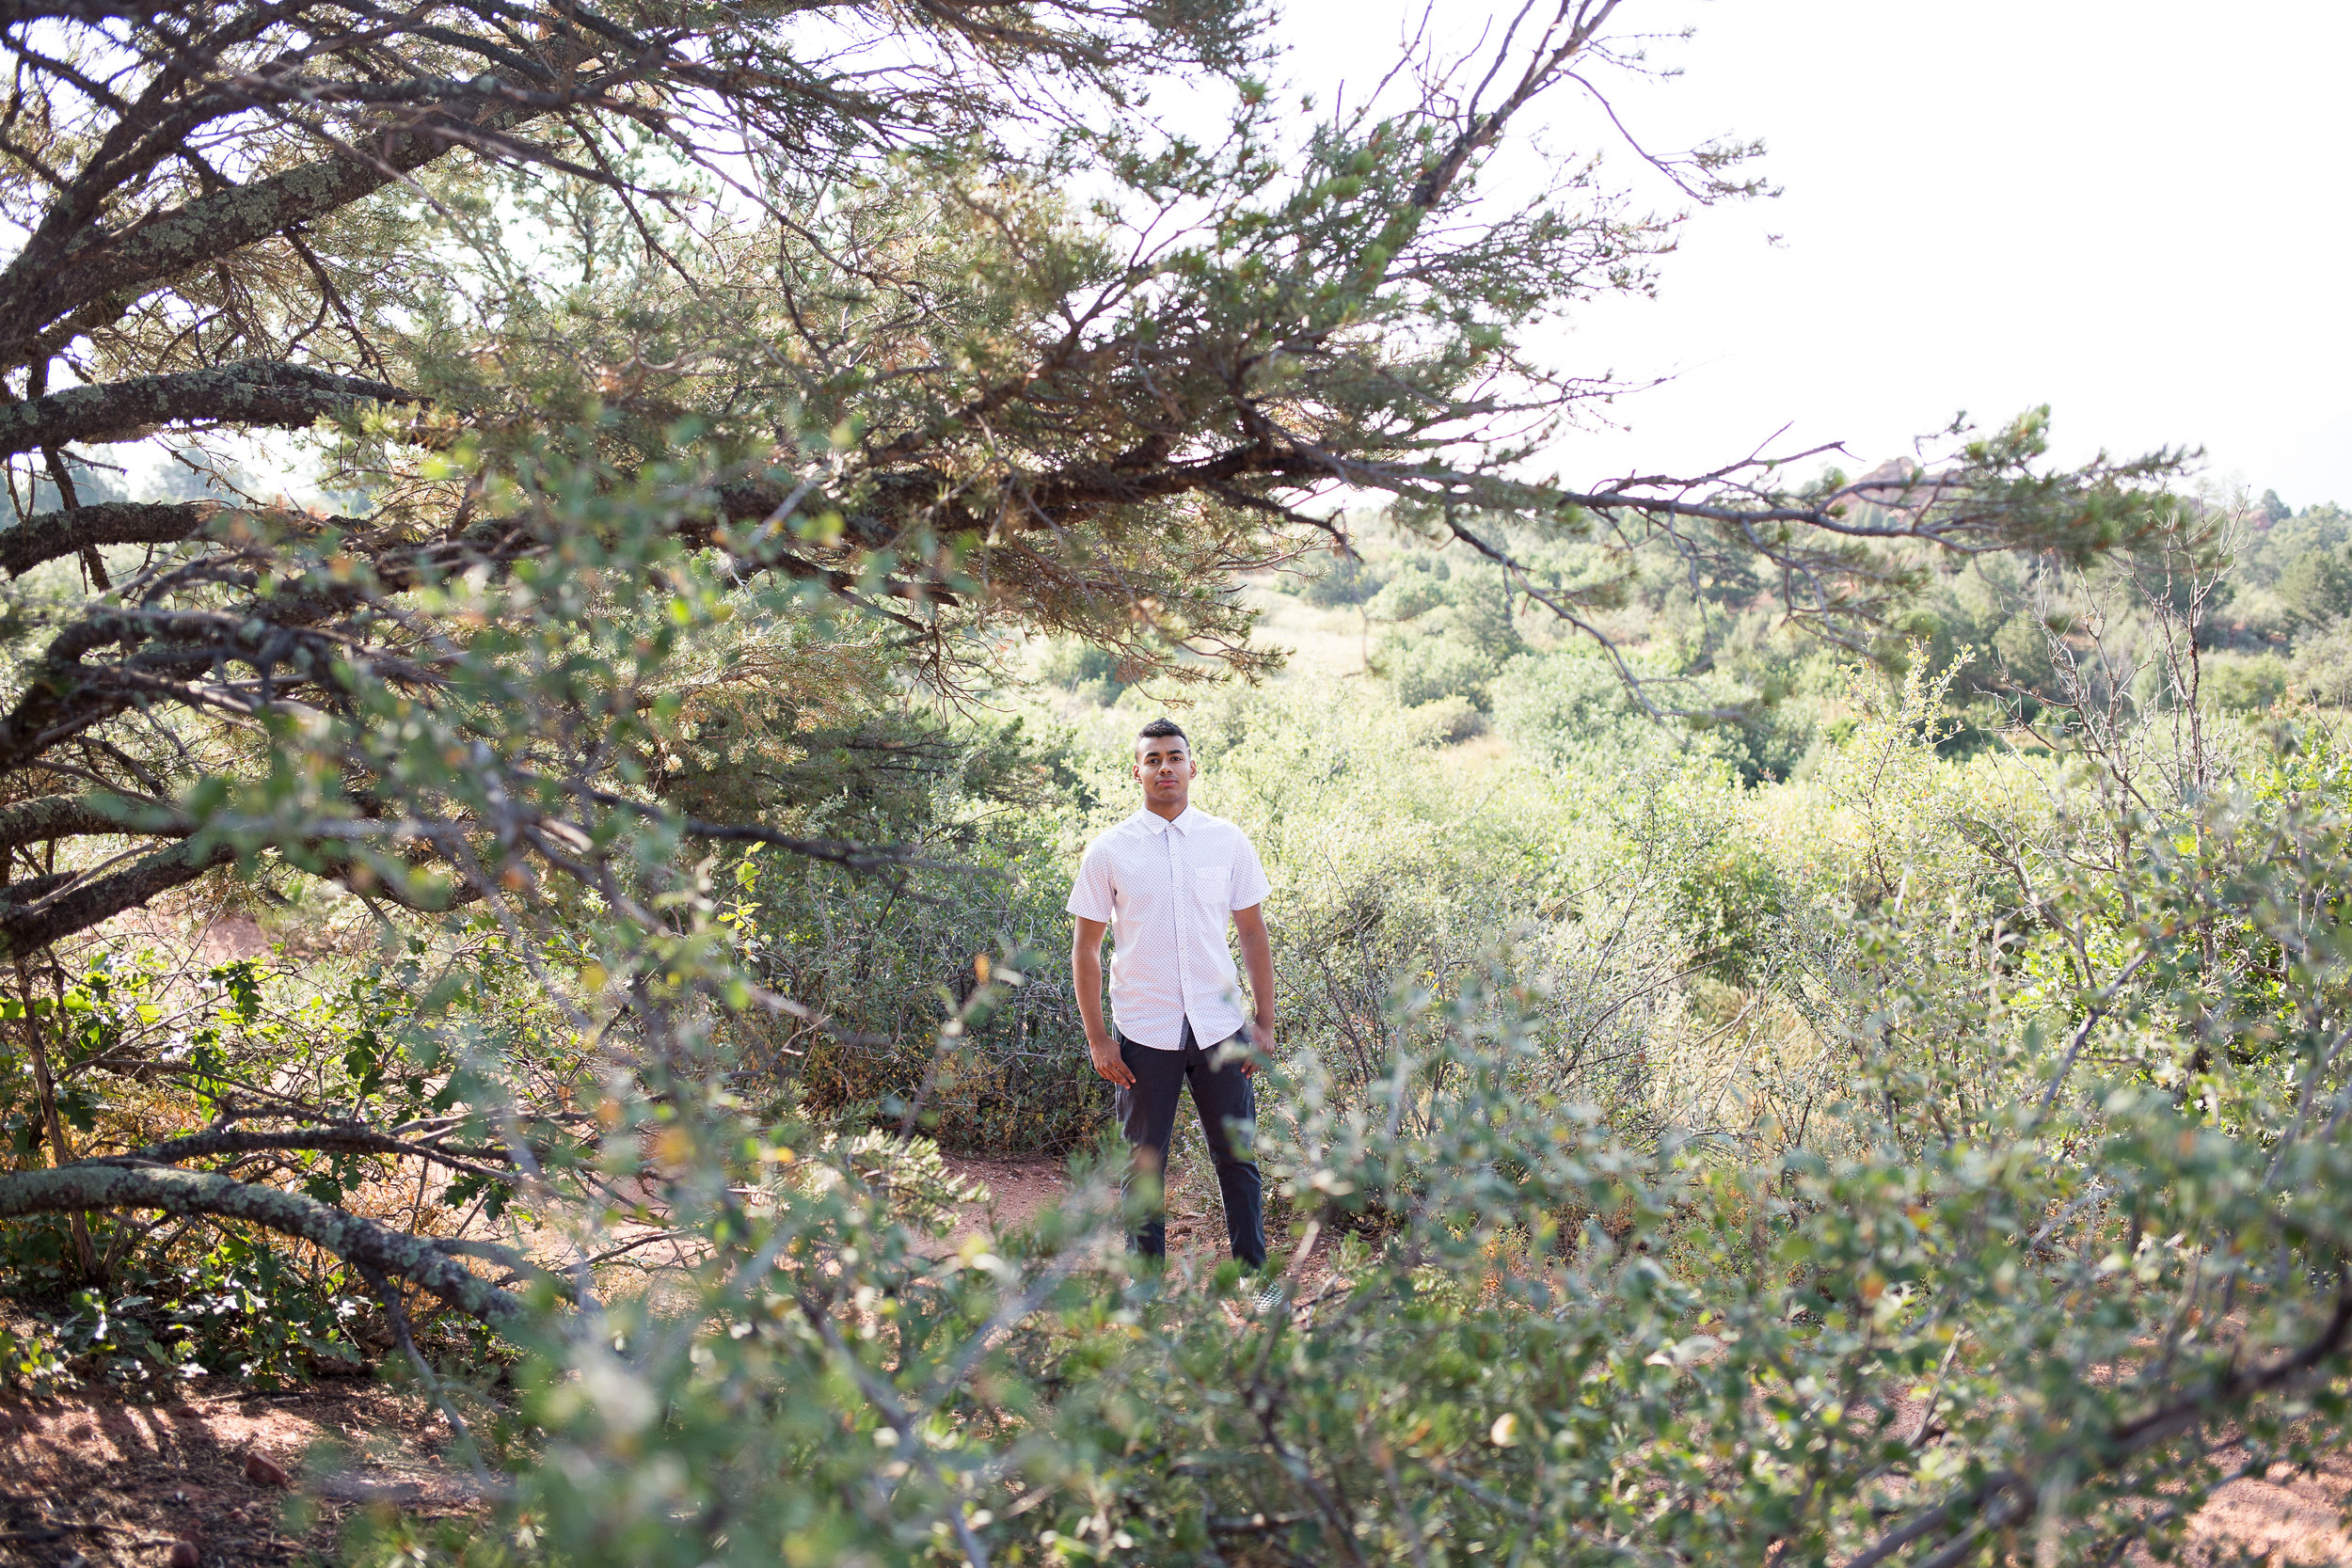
[0,499,214,578]
[0,2,167,22]
[0,836,233,955]
[0,791,186,851]
[0,103,535,370]
[0,361,414,456]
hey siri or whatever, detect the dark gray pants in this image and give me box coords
[1115,1022,1265,1269]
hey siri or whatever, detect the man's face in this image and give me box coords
[1134,734,1197,809]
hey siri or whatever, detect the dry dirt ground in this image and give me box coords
[7,1152,2349,1566]
[0,1383,470,1566]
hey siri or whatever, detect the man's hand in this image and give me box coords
[1232,903,1275,1080]
[1089,1031,1136,1087]
[1073,917,1129,1085]
[1243,1015,1275,1076]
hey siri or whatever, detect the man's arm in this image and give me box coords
[1232,902,1275,1069]
[1072,916,1135,1087]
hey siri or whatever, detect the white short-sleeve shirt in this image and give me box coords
[1067,806,1272,1050]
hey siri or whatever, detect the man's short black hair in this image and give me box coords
[1136,718,1188,746]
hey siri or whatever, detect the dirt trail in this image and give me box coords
[939,1153,1073,1249]
[0,1383,464,1565]
[2180,1447,2352,1565]
[938,1151,1283,1269]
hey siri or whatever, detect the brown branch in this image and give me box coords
[0,1160,527,1326]
[0,498,333,578]
[0,836,233,956]
[0,99,539,369]
[0,3,167,24]
[0,360,414,456]
[0,791,186,851]
[0,588,415,779]
[110,1125,516,1182]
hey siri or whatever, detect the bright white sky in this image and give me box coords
[1268,0,2352,508]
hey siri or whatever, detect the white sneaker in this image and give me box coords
[1251,1279,1288,1317]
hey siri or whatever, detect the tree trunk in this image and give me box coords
[13,960,99,1281]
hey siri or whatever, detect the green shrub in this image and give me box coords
[1488,650,1813,783]
[1364,559,1452,623]
[1490,649,1661,766]
[1400,692,1486,744]
[2277,542,2352,627]
[2200,651,2290,713]
[1374,626,1501,708]
[49,1233,373,1390]
[2293,621,2352,707]
[752,853,1107,1153]
[1991,610,2060,696]
[1296,554,1390,609]
[374,770,2352,1567]
[1038,639,1130,705]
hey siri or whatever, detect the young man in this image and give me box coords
[1068,718,1276,1272]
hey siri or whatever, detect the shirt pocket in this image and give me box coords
[1193,863,1232,912]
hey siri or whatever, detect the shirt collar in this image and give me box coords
[1133,805,1201,835]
